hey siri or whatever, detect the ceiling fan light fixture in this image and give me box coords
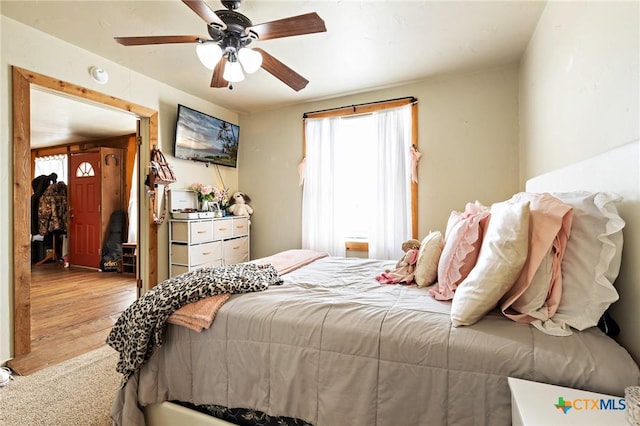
[223,60,245,82]
[238,47,262,74]
[114,0,327,91]
[196,42,223,70]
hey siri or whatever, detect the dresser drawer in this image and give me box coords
[223,236,249,264]
[171,221,213,244]
[231,217,250,237]
[171,259,223,277]
[212,218,234,240]
[171,241,222,266]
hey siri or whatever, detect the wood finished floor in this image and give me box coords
[8,263,137,375]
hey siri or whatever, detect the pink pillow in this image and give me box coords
[499,193,573,325]
[430,203,489,301]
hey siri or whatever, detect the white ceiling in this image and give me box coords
[30,88,139,148]
[2,0,547,147]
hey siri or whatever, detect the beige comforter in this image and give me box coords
[111,256,640,426]
[166,250,329,331]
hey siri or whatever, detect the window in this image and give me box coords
[34,154,68,183]
[75,161,95,177]
[302,98,419,260]
[334,115,376,241]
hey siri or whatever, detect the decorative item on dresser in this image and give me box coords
[169,216,250,277]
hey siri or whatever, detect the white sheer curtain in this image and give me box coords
[302,104,412,259]
[301,117,345,256]
[127,153,138,243]
[368,105,413,260]
[34,154,68,183]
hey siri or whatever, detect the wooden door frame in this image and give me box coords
[11,66,159,357]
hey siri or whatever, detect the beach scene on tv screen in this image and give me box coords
[175,106,239,167]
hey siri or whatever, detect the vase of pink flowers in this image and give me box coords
[216,187,230,215]
[187,183,214,211]
[188,183,229,212]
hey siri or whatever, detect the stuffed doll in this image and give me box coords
[375,239,421,285]
[227,192,254,217]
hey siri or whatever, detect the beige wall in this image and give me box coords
[0,16,239,363]
[239,65,521,259]
[519,0,639,363]
[519,0,639,182]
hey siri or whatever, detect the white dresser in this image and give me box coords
[169,216,250,277]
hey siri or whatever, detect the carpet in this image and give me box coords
[0,345,120,426]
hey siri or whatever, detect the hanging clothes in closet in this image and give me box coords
[31,173,58,264]
[38,181,68,236]
[35,180,68,265]
[31,173,58,236]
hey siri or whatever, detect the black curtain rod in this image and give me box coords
[303,96,417,118]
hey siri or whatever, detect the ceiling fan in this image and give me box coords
[114,0,326,91]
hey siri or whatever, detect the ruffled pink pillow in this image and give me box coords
[429,203,490,300]
[499,193,573,326]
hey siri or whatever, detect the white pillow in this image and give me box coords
[414,231,444,288]
[451,200,530,327]
[542,191,624,332]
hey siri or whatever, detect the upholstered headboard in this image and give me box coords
[526,140,640,364]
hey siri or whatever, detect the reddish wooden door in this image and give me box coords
[69,152,101,268]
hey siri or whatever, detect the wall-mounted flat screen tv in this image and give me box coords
[174,104,240,168]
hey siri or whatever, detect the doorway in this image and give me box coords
[11,66,159,366]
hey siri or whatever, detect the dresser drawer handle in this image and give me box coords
[196,230,207,234]
[233,246,241,250]
[235,226,245,229]
[217,227,228,231]
[202,251,212,255]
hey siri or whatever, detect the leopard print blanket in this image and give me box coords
[106,263,282,385]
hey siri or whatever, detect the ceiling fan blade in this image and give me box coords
[211,57,228,88]
[182,0,226,29]
[249,12,326,41]
[254,48,309,92]
[115,35,201,46]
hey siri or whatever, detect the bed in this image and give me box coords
[110,141,640,426]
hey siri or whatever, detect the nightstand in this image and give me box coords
[508,377,628,425]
